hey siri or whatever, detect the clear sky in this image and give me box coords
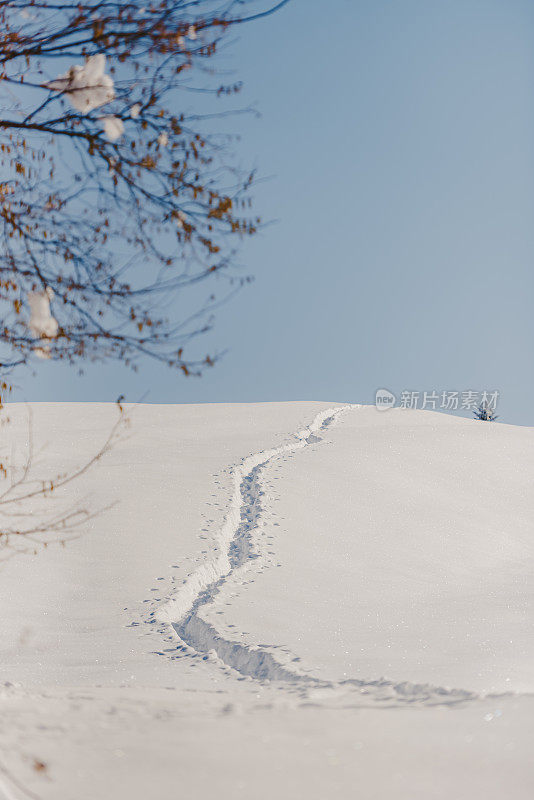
[13,0,534,425]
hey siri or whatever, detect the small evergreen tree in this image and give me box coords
[473,403,498,421]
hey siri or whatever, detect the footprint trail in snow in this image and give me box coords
[157,405,483,707]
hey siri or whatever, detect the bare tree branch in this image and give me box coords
[0,1,284,375]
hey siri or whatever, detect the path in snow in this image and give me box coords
[157,405,487,707]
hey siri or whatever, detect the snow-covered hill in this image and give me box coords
[0,402,532,799]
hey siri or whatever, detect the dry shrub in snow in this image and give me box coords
[0,400,128,560]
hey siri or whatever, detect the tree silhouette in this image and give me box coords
[473,403,498,421]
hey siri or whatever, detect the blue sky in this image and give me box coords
[14,0,534,425]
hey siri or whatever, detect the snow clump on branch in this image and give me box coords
[48,54,114,113]
[100,116,124,141]
[27,287,58,359]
